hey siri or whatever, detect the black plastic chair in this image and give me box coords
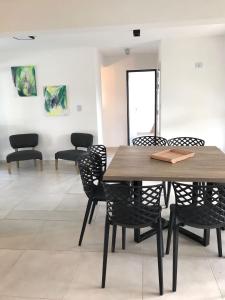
[6,133,42,174]
[102,182,164,295]
[55,133,93,170]
[132,135,168,207]
[88,145,107,174]
[165,137,205,207]
[168,137,205,147]
[132,135,168,146]
[166,182,225,292]
[86,145,107,224]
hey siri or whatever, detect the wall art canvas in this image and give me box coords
[44,85,68,116]
[11,65,37,97]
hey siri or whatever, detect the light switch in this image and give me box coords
[76,105,82,112]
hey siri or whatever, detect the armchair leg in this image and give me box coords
[55,159,58,170]
[7,163,11,174]
[40,160,43,171]
[16,161,19,168]
[34,159,37,167]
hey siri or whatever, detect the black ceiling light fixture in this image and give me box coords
[133,29,141,37]
[13,35,36,41]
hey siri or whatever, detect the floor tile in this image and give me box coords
[64,252,142,300]
[0,220,43,249]
[0,250,79,299]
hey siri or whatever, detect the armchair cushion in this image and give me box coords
[6,150,42,163]
[55,149,86,161]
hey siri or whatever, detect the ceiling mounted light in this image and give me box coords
[133,29,140,37]
[13,35,36,41]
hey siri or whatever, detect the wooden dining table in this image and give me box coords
[103,145,225,244]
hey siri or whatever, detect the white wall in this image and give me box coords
[0,47,102,160]
[160,36,225,151]
[101,53,158,146]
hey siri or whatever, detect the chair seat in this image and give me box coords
[7,150,42,163]
[110,205,161,228]
[172,204,225,229]
[55,149,86,161]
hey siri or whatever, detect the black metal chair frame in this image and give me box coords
[165,182,225,292]
[6,133,43,174]
[102,182,164,295]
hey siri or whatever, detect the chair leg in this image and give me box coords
[34,159,37,167]
[122,227,126,250]
[172,224,179,292]
[156,217,164,295]
[40,160,43,171]
[16,161,19,168]
[7,163,11,174]
[102,217,110,288]
[78,199,93,246]
[55,159,58,170]
[166,207,175,255]
[216,228,222,257]
[162,182,167,207]
[88,201,97,224]
[111,225,117,252]
[165,182,171,208]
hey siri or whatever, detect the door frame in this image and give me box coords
[126,69,158,145]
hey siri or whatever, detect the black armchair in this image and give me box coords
[6,133,43,174]
[55,133,93,170]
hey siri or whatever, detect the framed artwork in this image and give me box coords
[44,85,68,116]
[11,65,37,97]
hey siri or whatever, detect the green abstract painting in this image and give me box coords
[44,85,68,116]
[11,65,37,97]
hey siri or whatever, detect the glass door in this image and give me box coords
[127,69,158,145]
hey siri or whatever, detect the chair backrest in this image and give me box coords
[88,145,107,173]
[71,133,93,148]
[78,152,103,199]
[168,137,205,146]
[104,183,163,228]
[172,182,225,227]
[9,134,38,149]
[132,136,167,146]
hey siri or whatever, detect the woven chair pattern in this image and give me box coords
[88,145,107,173]
[168,137,205,146]
[78,152,103,199]
[173,182,225,228]
[132,136,167,146]
[104,183,163,228]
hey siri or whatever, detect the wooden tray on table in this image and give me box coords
[151,149,195,164]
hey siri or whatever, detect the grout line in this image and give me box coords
[209,260,224,299]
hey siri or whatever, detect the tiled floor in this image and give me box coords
[0,160,224,300]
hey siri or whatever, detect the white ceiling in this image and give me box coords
[0,23,225,56]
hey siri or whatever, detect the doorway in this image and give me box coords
[126,69,158,145]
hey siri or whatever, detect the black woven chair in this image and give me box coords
[168,137,205,147]
[132,135,168,207]
[166,182,225,292]
[55,133,93,170]
[102,182,164,295]
[165,137,205,207]
[132,135,168,146]
[86,145,107,224]
[78,152,125,247]
[88,145,107,174]
[6,134,42,174]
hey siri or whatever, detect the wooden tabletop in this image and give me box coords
[103,146,225,183]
